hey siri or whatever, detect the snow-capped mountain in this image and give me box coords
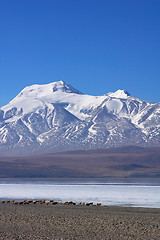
[0,80,160,155]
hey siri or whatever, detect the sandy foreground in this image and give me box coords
[0,202,160,240]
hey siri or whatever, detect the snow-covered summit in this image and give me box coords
[2,81,83,115]
[17,80,82,98]
[108,90,130,99]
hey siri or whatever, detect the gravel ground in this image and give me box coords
[0,202,160,240]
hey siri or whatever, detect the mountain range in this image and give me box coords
[0,81,160,155]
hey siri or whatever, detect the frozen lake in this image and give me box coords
[0,182,160,208]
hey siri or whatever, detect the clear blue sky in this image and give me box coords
[0,0,160,107]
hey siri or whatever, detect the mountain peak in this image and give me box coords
[108,89,130,99]
[18,81,82,98]
[51,81,82,94]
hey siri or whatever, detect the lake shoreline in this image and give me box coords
[1,177,160,183]
[0,203,160,239]
[1,182,160,208]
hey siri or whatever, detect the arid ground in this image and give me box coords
[0,202,160,240]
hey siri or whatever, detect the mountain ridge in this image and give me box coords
[0,81,160,155]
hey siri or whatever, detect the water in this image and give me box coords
[0,182,160,208]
